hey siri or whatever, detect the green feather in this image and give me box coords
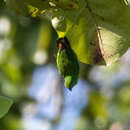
[65,75,78,91]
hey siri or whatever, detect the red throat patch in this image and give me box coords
[59,43,62,50]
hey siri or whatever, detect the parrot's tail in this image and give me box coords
[64,75,78,91]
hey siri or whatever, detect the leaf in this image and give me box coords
[5,0,50,16]
[50,0,79,9]
[51,0,130,65]
[5,0,130,65]
[0,96,13,118]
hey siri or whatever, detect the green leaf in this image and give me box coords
[5,0,49,16]
[50,0,79,9]
[5,0,130,65]
[0,96,13,118]
[51,0,130,65]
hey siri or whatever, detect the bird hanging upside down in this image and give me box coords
[56,37,79,91]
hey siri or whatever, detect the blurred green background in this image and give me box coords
[0,0,130,130]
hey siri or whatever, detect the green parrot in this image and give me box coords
[56,37,79,91]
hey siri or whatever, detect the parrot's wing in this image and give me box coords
[58,49,79,76]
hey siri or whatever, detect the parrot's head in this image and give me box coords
[56,37,71,51]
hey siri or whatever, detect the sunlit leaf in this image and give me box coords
[52,0,130,65]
